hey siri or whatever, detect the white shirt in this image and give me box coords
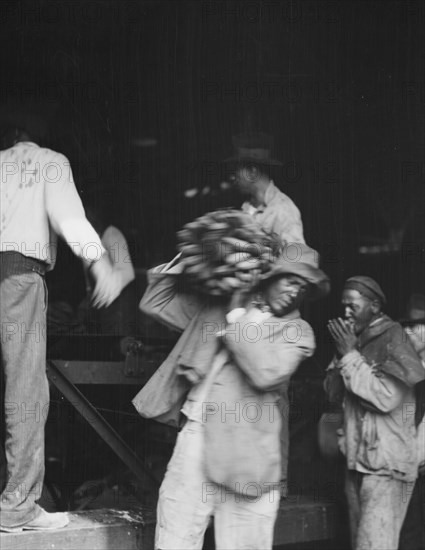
[241,181,305,244]
[0,141,104,268]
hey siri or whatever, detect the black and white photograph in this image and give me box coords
[1,1,424,549]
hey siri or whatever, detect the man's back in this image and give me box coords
[1,141,102,268]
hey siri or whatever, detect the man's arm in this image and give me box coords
[44,152,120,307]
[44,152,105,263]
[223,312,315,391]
[140,259,202,332]
[338,350,409,412]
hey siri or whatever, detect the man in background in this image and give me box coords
[326,276,425,550]
[224,131,307,496]
[399,293,425,550]
[224,131,305,245]
[0,115,121,532]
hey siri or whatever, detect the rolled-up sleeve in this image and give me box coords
[339,350,408,412]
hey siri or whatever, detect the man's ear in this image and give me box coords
[371,300,381,314]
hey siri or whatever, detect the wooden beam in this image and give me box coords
[51,360,145,385]
[0,498,337,549]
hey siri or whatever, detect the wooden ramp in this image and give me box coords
[0,508,155,550]
[0,498,336,550]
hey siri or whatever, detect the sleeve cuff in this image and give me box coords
[339,349,362,366]
[339,350,364,376]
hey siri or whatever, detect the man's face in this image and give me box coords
[341,289,377,335]
[263,274,308,317]
[229,164,259,196]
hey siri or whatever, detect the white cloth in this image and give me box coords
[0,141,104,268]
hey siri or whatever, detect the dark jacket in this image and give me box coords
[325,315,425,481]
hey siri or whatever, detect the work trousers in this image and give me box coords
[156,419,281,550]
[0,252,48,528]
[345,469,414,550]
[399,473,425,550]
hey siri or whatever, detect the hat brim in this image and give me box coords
[260,262,331,301]
[399,318,425,327]
[222,156,283,166]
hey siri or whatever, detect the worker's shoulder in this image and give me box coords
[268,187,300,211]
[268,315,316,342]
[34,146,70,166]
[375,318,405,343]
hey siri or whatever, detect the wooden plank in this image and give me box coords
[51,360,145,385]
[274,498,337,546]
[0,500,336,549]
[0,508,155,550]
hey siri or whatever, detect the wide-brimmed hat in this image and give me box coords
[223,131,283,166]
[260,243,330,300]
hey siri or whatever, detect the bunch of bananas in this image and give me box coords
[177,209,282,296]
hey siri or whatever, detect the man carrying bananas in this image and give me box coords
[134,243,329,550]
[224,132,305,245]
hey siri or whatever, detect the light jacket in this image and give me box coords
[133,266,316,494]
[325,315,425,482]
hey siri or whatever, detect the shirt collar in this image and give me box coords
[15,141,39,148]
[242,180,277,214]
[263,180,278,205]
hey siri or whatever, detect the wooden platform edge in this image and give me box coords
[0,508,155,550]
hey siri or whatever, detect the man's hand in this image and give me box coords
[90,254,122,308]
[327,318,358,357]
[228,268,261,311]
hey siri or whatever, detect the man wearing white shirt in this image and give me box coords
[0,121,121,532]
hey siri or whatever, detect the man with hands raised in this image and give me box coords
[325,276,425,550]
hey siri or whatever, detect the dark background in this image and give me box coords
[0,3,424,538]
[1,0,424,340]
